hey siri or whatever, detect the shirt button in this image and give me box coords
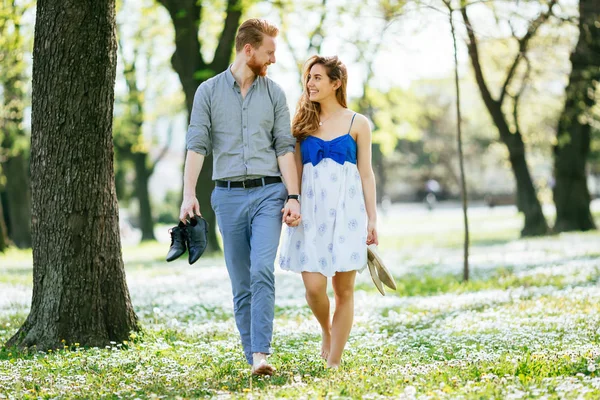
[243,125,247,128]
[243,107,247,110]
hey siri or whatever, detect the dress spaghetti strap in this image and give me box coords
[347,113,357,134]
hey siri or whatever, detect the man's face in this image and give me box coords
[247,35,277,77]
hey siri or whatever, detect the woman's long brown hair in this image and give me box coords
[292,55,348,141]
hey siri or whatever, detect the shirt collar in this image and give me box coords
[225,65,236,88]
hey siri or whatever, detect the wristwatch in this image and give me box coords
[287,194,300,203]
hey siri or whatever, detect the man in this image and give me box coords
[179,19,301,375]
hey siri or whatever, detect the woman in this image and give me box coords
[279,55,378,368]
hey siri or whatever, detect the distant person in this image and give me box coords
[278,55,378,368]
[424,178,440,210]
[179,19,301,375]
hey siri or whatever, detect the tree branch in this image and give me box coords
[460,5,498,111]
[157,0,205,68]
[212,0,242,72]
[512,54,532,136]
[499,0,557,104]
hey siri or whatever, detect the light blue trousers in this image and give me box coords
[211,182,286,364]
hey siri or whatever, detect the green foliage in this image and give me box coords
[0,1,33,174]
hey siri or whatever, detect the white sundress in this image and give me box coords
[279,114,367,277]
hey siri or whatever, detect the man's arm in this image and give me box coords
[270,81,301,226]
[180,151,205,221]
[278,152,300,195]
[277,152,301,226]
[180,82,212,221]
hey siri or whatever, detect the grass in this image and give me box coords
[1,204,600,398]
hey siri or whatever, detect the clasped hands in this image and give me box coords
[281,199,301,227]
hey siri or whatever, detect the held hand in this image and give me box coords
[180,195,201,222]
[281,199,301,227]
[366,219,378,246]
[285,214,302,227]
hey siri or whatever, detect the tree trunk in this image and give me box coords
[158,0,242,253]
[461,6,549,236]
[0,198,8,252]
[447,1,470,281]
[3,153,32,248]
[7,0,139,350]
[503,127,549,236]
[133,152,156,241]
[552,0,599,232]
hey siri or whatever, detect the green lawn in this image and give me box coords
[1,205,600,399]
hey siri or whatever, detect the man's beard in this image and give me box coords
[247,55,268,77]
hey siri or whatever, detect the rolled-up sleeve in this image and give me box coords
[271,83,295,157]
[186,82,212,155]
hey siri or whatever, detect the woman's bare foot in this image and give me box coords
[321,329,331,360]
[251,353,274,376]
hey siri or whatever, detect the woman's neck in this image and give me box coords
[318,97,345,117]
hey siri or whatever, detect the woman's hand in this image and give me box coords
[366,219,378,245]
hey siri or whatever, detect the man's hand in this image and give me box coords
[180,195,201,222]
[281,199,301,227]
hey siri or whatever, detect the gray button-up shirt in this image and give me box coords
[186,67,295,181]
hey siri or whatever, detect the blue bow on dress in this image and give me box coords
[301,136,355,166]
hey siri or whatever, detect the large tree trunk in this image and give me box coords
[158,0,242,253]
[7,0,139,350]
[506,131,548,236]
[552,0,599,232]
[133,152,156,241]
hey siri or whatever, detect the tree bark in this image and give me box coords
[157,0,242,253]
[461,5,549,236]
[552,0,599,232]
[7,0,139,350]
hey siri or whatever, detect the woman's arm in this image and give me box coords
[294,141,303,194]
[355,114,378,245]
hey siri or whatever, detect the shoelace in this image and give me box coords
[168,227,187,246]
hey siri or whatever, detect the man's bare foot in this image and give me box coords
[251,353,274,376]
[321,329,331,360]
[326,361,340,369]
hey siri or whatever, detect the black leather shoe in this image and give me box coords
[166,221,187,262]
[187,216,208,264]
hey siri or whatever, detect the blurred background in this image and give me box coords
[1,0,598,251]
